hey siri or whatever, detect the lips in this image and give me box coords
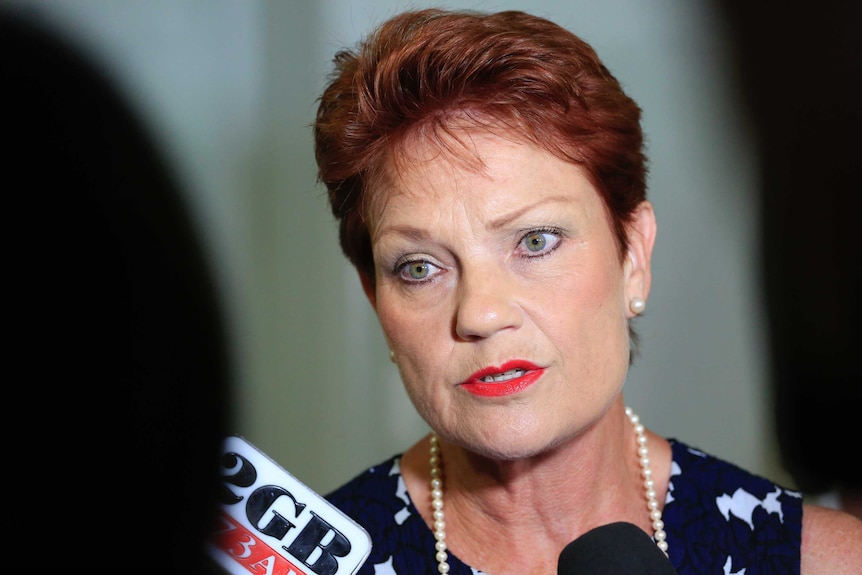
[460,360,544,397]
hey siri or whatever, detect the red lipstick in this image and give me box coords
[460,360,544,397]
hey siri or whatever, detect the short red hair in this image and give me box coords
[315,9,647,281]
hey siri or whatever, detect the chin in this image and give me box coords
[449,420,569,462]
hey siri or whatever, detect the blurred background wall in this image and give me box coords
[5,0,787,494]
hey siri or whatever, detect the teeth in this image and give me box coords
[480,368,526,383]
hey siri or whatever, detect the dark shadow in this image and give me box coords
[2,6,233,571]
[716,1,861,516]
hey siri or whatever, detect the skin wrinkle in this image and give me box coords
[363,125,662,574]
[400,404,660,575]
[319,10,862,572]
[366,129,649,457]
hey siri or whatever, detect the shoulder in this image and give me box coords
[325,454,444,574]
[326,454,406,520]
[664,439,804,574]
[800,504,862,575]
[667,438,804,506]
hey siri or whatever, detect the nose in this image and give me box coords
[454,265,524,340]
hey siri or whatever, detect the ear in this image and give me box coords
[623,201,657,317]
[359,270,377,311]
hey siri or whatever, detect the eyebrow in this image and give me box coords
[485,194,573,230]
[373,225,432,243]
[374,194,574,242]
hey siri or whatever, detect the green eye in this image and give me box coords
[519,228,562,257]
[408,262,429,279]
[524,232,548,252]
[406,262,430,280]
[396,258,442,283]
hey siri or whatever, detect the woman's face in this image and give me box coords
[364,130,655,459]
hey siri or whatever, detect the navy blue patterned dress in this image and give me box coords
[326,439,803,575]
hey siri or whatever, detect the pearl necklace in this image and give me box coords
[428,406,668,574]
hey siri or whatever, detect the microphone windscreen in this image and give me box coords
[557,522,677,575]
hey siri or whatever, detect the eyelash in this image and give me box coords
[392,227,564,284]
[394,257,442,284]
[517,227,563,258]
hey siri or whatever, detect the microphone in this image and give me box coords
[210,435,372,575]
[558,522,678,575]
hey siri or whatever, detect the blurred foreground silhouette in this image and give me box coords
[718,1,861,517]
[3,7,233,572]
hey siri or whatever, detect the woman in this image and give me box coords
[314,8,861,575]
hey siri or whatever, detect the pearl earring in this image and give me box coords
[389,350,397,363]
[630,297,646,315]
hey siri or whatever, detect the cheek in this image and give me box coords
[375,292,409,346]
[376,293,442,363]
[549,263,629,349]
[558,254,625,311]
[377,300,448,419]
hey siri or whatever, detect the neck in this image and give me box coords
[403,404,669,574]
[450,405,635,491]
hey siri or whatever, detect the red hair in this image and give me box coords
[315,9,647,281]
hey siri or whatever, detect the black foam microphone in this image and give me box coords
[558,522,678,575]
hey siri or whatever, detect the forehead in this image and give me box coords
[365,123,507,214]
[366,128,603,225]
